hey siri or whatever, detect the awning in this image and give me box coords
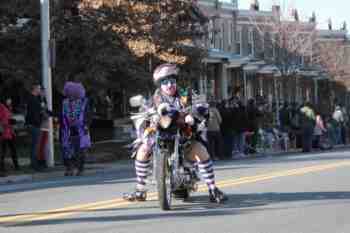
[226,55,250,68]
[203,57,224,64]
[297,69,321,77]
[258,65,280,74]
[243,60,265,72]
[204,49,239,64]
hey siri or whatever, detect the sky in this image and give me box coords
[224,0,350,30]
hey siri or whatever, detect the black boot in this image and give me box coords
[0,158,6,176]
[76,153,86,176]
[209,187,227,203]
[38,160,47,169]
[0,166,7,177]
[64,160,74,176]
[13,158,20,171]
[123,190,147,202]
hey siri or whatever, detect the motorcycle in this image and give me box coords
[129,95,205,210]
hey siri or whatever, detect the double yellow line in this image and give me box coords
[1,160,350,225]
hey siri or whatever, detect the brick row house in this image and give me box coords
[195,0,349,115]
[315,27,349,112]
[195,0,239,100]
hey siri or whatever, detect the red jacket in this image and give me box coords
[0,103,15,140]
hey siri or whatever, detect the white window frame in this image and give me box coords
[236,26,242,55]
[228,22,232,47]
[220,22,224,50]
[271,32,277,61]
[229,22,234,51]
[248,28,255,56]
[208,19,214,49]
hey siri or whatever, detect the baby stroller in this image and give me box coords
[244,130,257,155]
[256,127,289,154]
[319,133,333,150]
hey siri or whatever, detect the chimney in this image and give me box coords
[342,21,347,31]
[328,18,332,30]
[291,9,299,21]
[309,12,316,23]
[250,0,259,11]
[272,5,280,19]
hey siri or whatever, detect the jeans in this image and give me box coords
[327,127,337,147]
[232,132,245,154]
[335,126,342,145]
[222,132,233,158]
[207,131,224,159]
[302,126,314,152]
[30,126,41,169]
[341,125,347,144]
[1,139,19,170]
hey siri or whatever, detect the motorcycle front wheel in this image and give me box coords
[155,148,172,210]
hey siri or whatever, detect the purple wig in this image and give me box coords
[63,81,86,99]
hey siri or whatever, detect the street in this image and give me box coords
[1,149,350,233]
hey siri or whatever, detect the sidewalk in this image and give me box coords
[0,140,132,185]
[1,144,349,186]
[0,159,133,185]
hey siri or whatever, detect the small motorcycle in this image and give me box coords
[129,95,203,210]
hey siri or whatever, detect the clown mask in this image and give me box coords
[160,78,177,96]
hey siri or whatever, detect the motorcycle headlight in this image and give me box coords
[159,116,172,129]
[157,103,170,116]
[185,115,195,126]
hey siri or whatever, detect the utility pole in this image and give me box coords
[40,0,55,167]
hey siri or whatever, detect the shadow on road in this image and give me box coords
[8,191,350,227]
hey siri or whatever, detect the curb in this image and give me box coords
[0,174,33,185]
[1,146,349,185]
[0,160,134,185]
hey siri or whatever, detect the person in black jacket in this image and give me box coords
[246,98,261,153]
[25,84,44,171]
[218,100,234,159]
[231,100,247,158]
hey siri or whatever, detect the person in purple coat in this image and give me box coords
[60,82,91,176]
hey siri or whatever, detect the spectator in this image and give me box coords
[37,88,51,169]
[341,106,348,144]
[231,100,246,158]
[300,102,316,152]
[218,100,234,158]
[332,105,344,145]
[279,103,291,133]
[207,101,223,160]
[325,115,337,148]
[25,83,44,171]
[313,112,326,149]
[60,82,92,176]
[246,98,261,153]
[0,97,19,176]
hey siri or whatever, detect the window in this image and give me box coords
[229,22,234,51]
[248,28,254,56]
[271,33,277,60]
[208,19,214,49]
[220,22,224,50]
[235,27,242,55]
[228,23,232,46]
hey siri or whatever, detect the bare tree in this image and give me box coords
[313,41,348,80]
[248,6,317,76]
